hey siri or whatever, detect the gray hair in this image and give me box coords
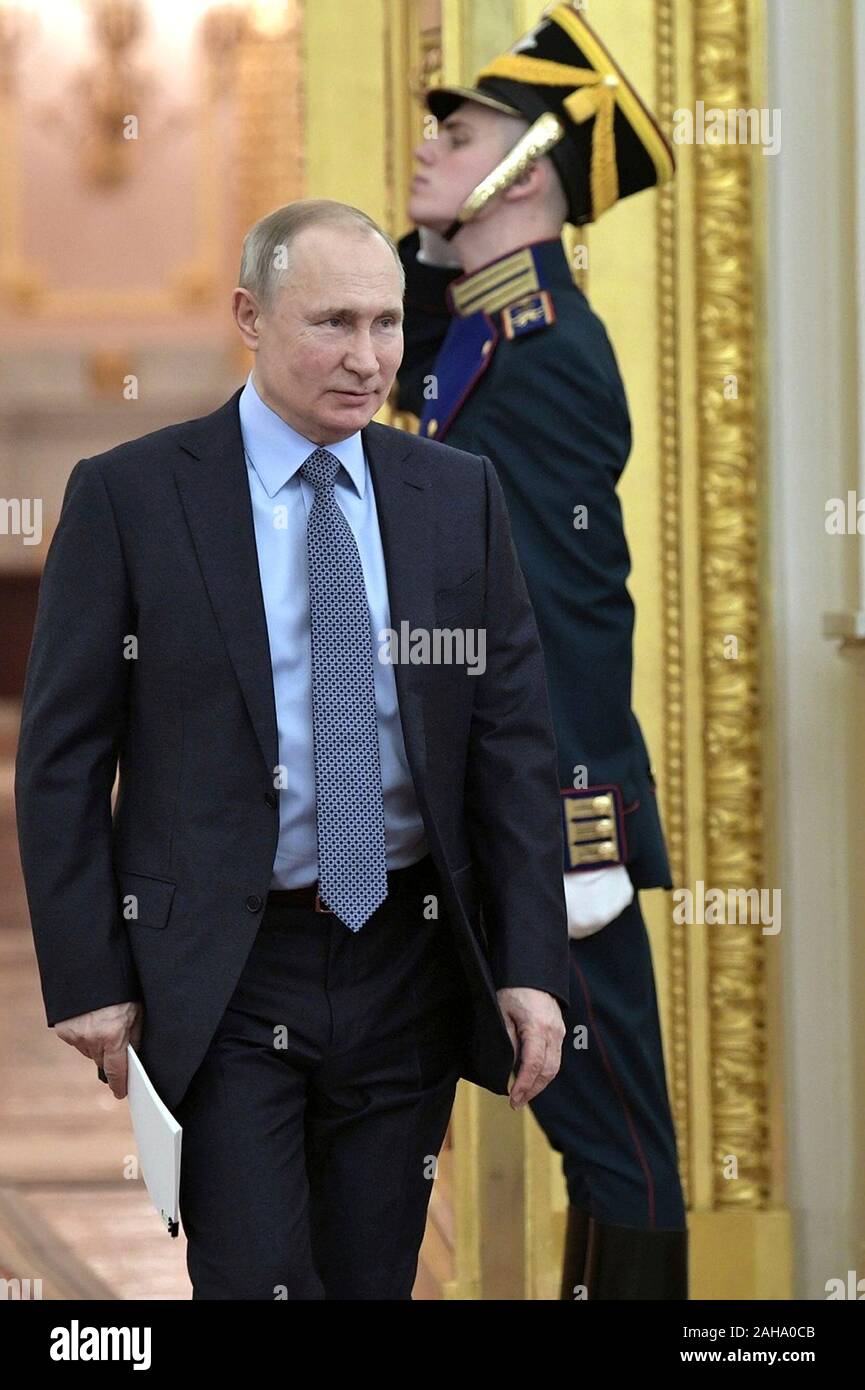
[238,198,405,310]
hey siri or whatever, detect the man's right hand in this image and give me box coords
[55,1001,143,1100]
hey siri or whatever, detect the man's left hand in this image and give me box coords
[496,986,566,1110]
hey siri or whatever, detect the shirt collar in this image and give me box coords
[238,372,366,499]
[447,238,574,317]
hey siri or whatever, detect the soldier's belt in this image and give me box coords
[561,785,627,872]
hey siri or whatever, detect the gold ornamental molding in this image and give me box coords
[230,4,305,374]
[382,0,440,431]
[692,0,770,1209]
[302,0,789,1297]
[233,3,304,236]
[654,0,691,1204]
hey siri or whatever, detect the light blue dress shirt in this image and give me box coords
[238,372,428,888]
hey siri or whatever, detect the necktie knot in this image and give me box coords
[300,447,341,494]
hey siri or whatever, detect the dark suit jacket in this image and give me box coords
[14,388,570,1112]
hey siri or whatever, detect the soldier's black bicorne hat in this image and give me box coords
[425,1,675,225]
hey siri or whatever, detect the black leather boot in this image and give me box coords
[583,1219,689,1299]
[560,1206,592,1299]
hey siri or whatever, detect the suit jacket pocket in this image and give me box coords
[434,569,483,620]
[435,569,481,600]
[117,869,177,931]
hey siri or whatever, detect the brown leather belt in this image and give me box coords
[266,854,435,914]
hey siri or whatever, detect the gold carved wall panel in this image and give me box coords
[426,0,788,1299]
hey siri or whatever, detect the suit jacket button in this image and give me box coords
[264,791,278,808]
[245,894,263,912]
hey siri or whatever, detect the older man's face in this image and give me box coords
[244,225,404,444]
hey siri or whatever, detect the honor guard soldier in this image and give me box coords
[396,2,687,1298]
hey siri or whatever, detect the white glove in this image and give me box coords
[416,226,463,268]
[564,864,634,939]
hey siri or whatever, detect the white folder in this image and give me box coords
[127,1044,183,1237]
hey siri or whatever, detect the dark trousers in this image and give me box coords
[174,856,472,1299]
[529,893,686,1230]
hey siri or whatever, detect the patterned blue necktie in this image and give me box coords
[299,447,388,931]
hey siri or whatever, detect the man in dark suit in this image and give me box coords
[395,3,687,1298]
[14,198,569,1300]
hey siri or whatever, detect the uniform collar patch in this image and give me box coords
[501,289,556,339]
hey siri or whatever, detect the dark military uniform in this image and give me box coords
[396,229,687,1264]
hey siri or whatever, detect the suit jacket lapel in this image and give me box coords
[362,419,434,790]
[172,392,432,794]
[173,389,279,781]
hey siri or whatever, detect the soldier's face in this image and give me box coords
[409,103,519,231]
[236,225,404,445]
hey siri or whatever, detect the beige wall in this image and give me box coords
[0,3,306,574]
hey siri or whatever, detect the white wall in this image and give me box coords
[766,0,865,1298]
